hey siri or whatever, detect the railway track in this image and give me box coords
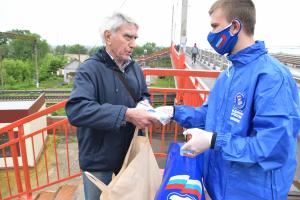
[0,90,71,95]
[0,90,176,104]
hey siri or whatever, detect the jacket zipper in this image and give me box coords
[220,66,236,199]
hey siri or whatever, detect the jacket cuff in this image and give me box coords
[214,131,231,151]
[210,133,217,149]
[116,106,128,128]
[171,105,175,119]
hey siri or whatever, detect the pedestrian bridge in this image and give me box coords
[0,44,299,199]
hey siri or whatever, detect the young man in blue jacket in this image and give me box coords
[65,13,157,199]
[158,0,300,199]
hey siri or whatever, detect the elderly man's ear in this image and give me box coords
[104,30,112,45]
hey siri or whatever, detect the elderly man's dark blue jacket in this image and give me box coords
[65,48,150,173]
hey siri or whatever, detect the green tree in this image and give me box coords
[37,39,50,60]
[0,44,8,58]
[132,45,144,58]
[88,46,101,56]
[4,29,50,60]
[143,42,156,54]
[54,45,67,55]
[8,39,32,60]
[39,54,67,81]
[67,44,88,54]
[2,59,32,85]
[132,42,157,58]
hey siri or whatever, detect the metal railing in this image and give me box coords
[0,45,220,199]
[0,100,81,199]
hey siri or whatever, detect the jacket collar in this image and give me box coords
[93,47,134,72]
[227,41,268,67]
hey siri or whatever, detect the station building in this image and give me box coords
[0,94,47,167]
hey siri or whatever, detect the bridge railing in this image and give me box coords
[170,44,220,105]
[271,53,300,68]
[0,67,220,199]
[0,100,80,200]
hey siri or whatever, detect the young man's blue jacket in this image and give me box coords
[65,48,150,174]
[174,41,300,200]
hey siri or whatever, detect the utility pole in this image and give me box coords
[180,0,188,53]
[0,55,3,89]
[171,4,175,45]
[33,41,39,88]
[0,37,6,89]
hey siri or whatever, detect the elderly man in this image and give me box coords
[65,12,157,199]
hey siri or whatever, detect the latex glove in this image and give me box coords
[155,106,174,119]
[181,128,213,157]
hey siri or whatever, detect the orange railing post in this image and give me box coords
[171,45,186,104]
[170,45,218,106]
[8,129,23,194]
[18,125,32,199]
[0,100,83,199]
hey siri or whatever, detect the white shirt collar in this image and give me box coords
[105,50,131,72]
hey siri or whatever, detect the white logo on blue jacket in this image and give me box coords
[165,175,202,200]
[230,92,246,123]
[167,193,196,200]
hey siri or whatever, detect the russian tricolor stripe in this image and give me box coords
[165,175,189,190]
[216,34,227,48]
[165,175,203,199]
[181,180,202,199]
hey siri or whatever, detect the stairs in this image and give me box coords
[35,191,56,200]
[136,48,170,63]
[34,184,83,200]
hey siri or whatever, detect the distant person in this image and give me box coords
[191,43,199,64]
[175,44,180,53]
[156,0,300,199]
[65,12,157,200]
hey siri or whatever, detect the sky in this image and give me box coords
[1,0,300,51]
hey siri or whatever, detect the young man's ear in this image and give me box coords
[231,19,241,35]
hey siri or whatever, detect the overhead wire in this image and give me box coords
[119,0,128,9]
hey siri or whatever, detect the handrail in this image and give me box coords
[0,48,220,199]
[0,100,67,134]
[143,68,219,78]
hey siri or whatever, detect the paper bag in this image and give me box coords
[85,128,162,200]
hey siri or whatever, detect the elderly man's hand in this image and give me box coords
[125,108,158,129]
[181,128,213,157]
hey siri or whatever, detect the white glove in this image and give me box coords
[155,106,174,119]
[180,128,213,157]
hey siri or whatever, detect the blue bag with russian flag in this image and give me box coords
[155,142,205,200]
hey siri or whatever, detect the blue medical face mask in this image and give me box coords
[207,19,242,55]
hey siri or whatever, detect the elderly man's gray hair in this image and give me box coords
[100,12,138,44]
